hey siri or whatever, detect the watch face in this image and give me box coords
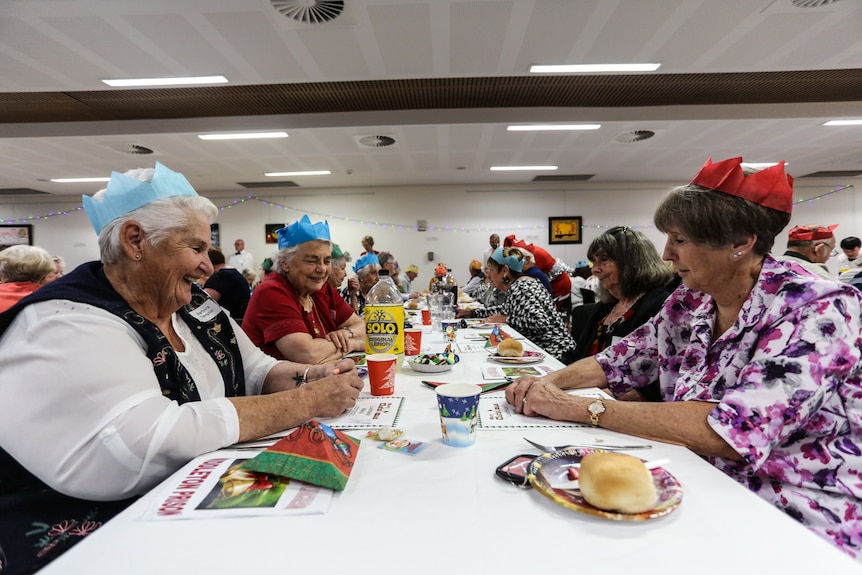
[588,400,605,415]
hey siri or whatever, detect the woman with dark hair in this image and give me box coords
[570,226,673,399]
[458,247,575,362]
[507,157,862,561]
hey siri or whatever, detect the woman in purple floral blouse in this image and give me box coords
[506,157,862,561]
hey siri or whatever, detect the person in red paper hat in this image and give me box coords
[507,157,862,561]
[778,223,839,280]
[503,235,572,323]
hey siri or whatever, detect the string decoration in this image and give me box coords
[0,185,854,228]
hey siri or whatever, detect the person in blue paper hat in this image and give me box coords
[458,247,576,363]
[0,164,363,573]
[243,215,366,364]
[342,252,380,316]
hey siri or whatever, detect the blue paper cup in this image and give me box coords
[435,383,482,447]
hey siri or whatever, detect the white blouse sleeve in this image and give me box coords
[0,300,274,501]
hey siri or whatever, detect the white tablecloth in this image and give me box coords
[40,325,861,574]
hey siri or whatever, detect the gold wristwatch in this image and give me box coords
[587,397,606,427]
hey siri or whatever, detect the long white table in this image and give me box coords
[41,323,861,573]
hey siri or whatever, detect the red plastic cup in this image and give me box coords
[366,353,397,396]
[421,309,431,325]
[404,328,423,356]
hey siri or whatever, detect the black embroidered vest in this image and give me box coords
[0,260,246,493]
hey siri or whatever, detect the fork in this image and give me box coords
[523,437,652,452]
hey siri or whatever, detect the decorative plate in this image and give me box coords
[406,353,460,373]
[527,448,683,521]
[488,351,545,364]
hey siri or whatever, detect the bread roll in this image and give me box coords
[578,452,657,514]
[497,338,523,357]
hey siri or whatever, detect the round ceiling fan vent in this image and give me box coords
[271,1,344,24]
[355,135,397,148]
[790,0,840,8]
[614,130,655,143]
[107,143,155,155]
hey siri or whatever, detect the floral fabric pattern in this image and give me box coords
[595,255,862,560]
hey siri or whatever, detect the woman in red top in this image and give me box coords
[0,245,55,312]
[243,216,365,363]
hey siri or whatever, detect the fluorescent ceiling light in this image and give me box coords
[265,170,332,177]
[102,75,228,87]
[741,162,787,169]
[530,63,660,73]
[198,132,288,141]
[823,119,862,126]
[489,166,558,171]
[50,177,111,183]
[507,124,601,131]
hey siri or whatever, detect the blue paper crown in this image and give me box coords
[277,215,331,249]
[490,247,524,272]
[82,162,199,234]
[353,253,379,273]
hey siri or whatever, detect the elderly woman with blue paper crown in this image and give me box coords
[342,252,380,316]
[0,163,363,572]
[242,215,365,363]
[506,157,862,561]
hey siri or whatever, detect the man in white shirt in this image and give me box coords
[835,236,862,283]
[228,238,254,271]
[481,233,500,265]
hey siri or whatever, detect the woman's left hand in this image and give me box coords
[520,380,587,422]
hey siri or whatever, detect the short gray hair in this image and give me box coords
[356,262,380,279]
[0,245,55,282]
[274,240,332,278]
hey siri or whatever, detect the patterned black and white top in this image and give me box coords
[474,276,575,362]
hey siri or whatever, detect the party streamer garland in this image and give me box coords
[0,185,855,230]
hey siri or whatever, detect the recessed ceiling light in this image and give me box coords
[199,132,288,140]
[264,170,332,177]
[101,75,228,87]
[530,63,660,73]
[823,119,862,126]
[507,124,601,131]
[50,177,111,183]
[489,166,558,171]
[741,162,788,169]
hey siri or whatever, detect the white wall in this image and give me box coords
[2,178,860,282]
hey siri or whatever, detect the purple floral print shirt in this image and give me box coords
[595,255,862,560]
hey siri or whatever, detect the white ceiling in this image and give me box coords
[1,0,862,197]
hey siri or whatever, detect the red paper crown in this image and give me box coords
[788,224,838,241]
[690,157,793,213]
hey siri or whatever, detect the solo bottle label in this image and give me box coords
[365,303,405,354]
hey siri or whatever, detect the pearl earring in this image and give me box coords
[732,252,743,260]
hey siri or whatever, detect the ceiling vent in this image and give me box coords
[790,0,841,8]
[271,1,344,24]
[799,169,862,178]
[106,143,155,155]
[353,135,398,149]
[614,130,655,143]
[237,181,299,188]
[532,174,594,182]
[0,188,49,196]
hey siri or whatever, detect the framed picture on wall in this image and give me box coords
[265,223,285,244]
[0,224,33,249]
[548,216,582,245]
[210,223,220,248]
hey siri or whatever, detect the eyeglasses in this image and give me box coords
[816,243,839,258]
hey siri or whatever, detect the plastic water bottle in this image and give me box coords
[365,269,405,355]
